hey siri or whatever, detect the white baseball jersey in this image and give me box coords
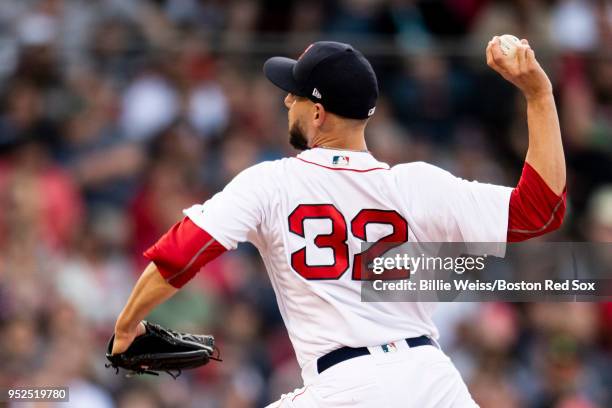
[184,148,512,368]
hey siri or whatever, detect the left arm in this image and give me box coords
[112,262,177,354]
[112,164,268,354]
[113,217,227,354]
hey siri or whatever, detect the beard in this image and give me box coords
[289,121,309,151]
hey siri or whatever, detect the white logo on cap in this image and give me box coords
[368,107,376,116]
[312,88,322,99]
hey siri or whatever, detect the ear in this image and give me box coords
[313,103,326,128]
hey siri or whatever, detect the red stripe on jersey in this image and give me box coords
[296,157,389,172]
[507,162,567,242]
[292,386,310,402]
[144,217,226,288]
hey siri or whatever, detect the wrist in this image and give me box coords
[114,317,140,336]
[114,327,135,339]
[524,89,553,103]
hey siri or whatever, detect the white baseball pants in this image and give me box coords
[266,343,478,408]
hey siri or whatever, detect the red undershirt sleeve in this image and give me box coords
[143,216,227,288]
[507,162,567,242]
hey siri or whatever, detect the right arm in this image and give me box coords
[486,36,566,195]
[524,93,565,194]
[486,36,567,240]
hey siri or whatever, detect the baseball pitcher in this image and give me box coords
[111,38,566,407]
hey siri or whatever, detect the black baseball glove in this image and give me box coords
[105,321,221,379]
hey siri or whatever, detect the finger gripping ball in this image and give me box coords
[498,34,521,58]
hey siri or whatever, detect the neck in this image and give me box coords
[310,129,367,151]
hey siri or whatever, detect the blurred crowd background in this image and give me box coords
[0,0,611,407]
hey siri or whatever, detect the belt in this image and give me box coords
[316,335,436,374]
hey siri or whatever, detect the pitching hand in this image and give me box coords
[486,36,552,101]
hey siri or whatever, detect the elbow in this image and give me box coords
[144,217,227,288]
[507,163,567,242]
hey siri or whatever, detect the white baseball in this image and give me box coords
[498,34,521,58]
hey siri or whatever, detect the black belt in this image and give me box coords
[316,335,436,374]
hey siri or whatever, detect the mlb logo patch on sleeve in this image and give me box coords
[332,155,350,166]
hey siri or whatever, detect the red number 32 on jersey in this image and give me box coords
[288,204,409,281]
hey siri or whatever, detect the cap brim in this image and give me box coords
[263,57,301,95]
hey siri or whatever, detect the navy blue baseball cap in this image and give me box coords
[263,41,378,120]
